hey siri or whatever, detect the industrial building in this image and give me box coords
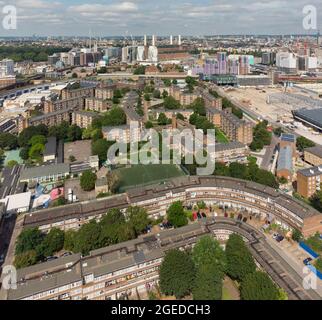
[276,146,293,182]
[292,108,322,131]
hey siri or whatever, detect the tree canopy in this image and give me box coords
[80,170,97,191]
[225,234,256,282]
[240,271,279,300]
[159,249,196,298]
[167,201,188,228]
[296,136,315,152]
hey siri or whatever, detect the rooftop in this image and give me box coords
[304,146,322,158]
[298,165,322,177]
[20,163,70,181]
[44,137,57,157]
[293,108,322,130]
[277,146,293,172]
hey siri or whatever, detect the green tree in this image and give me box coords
[29,135,47,146]
[6,160,18,168]
[192,264,223,300]
[19,147,30,160]
[15,228,44,255]
[67,125,82,142]
[145,121,154,129]
[159,249,195,298]
[0,133,18,150]
[40,228,65,257]
[133,65,146,75]
[80,170,97,191]
[164,96,181,109]
[292,229,303,242]
[158,113,170,126]
[225,234,256,282]
[192,236,226,277]
[91,139,114,163]
[106,171,120,194]
[14,250,38,269]
[69,155,76,162]
[127,206,150,236]
[28,143,45,160]
[296,136,315,152]
[64,230,78,252]
[191,97,206,116]
[18,125,48,147]
[240,271,279,300]
[167,201,188,228]
[73,220,101,255]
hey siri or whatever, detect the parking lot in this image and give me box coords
[64,178,96,202]
[64,140,92,163]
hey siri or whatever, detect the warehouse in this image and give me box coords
[292,108,322,131]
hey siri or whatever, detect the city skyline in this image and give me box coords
[1,0,322,37]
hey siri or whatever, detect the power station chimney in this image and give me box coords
[152,35,156,47]
[144,34,147,47]
[170,35,173,45]
[178,35,182,46]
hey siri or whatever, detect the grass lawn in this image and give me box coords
[215,128,229,143]
[222,277,240,300]
[117,164,185,192]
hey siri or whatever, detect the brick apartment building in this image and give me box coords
[85,97,110,112]
[297,166,322,198]
[72,111,99,129]
[304,146,322,166]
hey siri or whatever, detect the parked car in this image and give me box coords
[46,256,58,262]
[60,252,72,258]
[276,235,284,242]
[303,257,313,266]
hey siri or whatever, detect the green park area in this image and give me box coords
[117,164,185,191]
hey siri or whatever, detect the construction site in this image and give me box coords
[221,85,322,145]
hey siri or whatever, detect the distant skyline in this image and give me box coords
[1,0,322,37]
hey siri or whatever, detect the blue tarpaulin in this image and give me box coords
[299,242,319,259]
[307,264,322,280]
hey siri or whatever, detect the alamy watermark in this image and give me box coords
[1,265,17,290]
[303,5,318,30]
[106,122,216,176]
[2,5,17,30]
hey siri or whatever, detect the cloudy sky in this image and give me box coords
[1,0,322,36]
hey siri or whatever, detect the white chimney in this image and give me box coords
[152,35,156,47]
[170,35,173,45]
[178,35,182,46]
[144,35,147,47]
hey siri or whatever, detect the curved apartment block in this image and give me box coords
[23,176,322,237]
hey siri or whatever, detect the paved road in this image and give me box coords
[0,165,24,199]
[264,234,322,299]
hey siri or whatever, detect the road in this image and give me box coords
[0,165,24,199]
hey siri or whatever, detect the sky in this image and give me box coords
[1,0,322,37]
